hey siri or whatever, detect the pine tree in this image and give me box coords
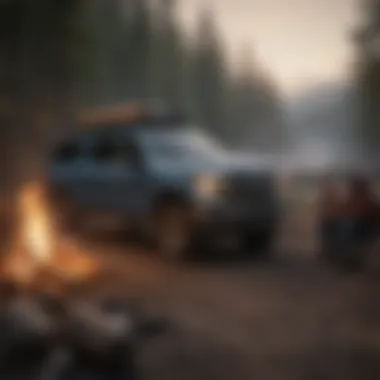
[190,7,229,138]
[147,0,187,107]
[354,0,380,157]
[0,0,90,248]
[227,46,283,151]
[0,0,90,179]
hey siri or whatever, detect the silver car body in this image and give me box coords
[47,124,279,235]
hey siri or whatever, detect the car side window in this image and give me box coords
[93,138,117,161]
[52,141,81,163]
[121,141,141,166]
[92,137,141,167]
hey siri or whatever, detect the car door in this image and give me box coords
[89,134,146,217]
[49,135,93,199]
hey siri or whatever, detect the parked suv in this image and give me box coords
[46,118,279,259]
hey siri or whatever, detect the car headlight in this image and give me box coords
[193,174,225,199]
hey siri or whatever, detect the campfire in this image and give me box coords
[2,181,101,292]
[0,182,169,380]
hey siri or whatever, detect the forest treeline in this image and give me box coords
[82,0,283,151]
[1,0,379,192]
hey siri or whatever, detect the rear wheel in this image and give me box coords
[50,200,77,235]
[244,228,275,258]
[150,199,192,261]
[52,201,96,240]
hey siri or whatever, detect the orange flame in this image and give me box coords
[3,181,100,289]
[19,182,55,264]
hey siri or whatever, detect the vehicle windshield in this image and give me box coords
[138,127,226,163]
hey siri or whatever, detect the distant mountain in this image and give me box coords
[286,81,355,135]
[283,81,359,172]
[287,81,349,117]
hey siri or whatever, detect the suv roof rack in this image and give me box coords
[78,102,185,129]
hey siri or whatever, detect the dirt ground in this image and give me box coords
[83,187,380,380]
[2,191,380,379]
[87,228,380,380]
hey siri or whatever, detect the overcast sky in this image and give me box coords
[176,0,359,99]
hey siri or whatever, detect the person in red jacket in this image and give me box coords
[334,175,379,269]
[347,176,379,239]
[318,174,379,268]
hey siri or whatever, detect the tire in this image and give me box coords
[150,199,192,261]
[244,229,275,258]
[53,202,88,239]
[59,206,83,236]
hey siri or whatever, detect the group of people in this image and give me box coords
[318,175,380,269]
